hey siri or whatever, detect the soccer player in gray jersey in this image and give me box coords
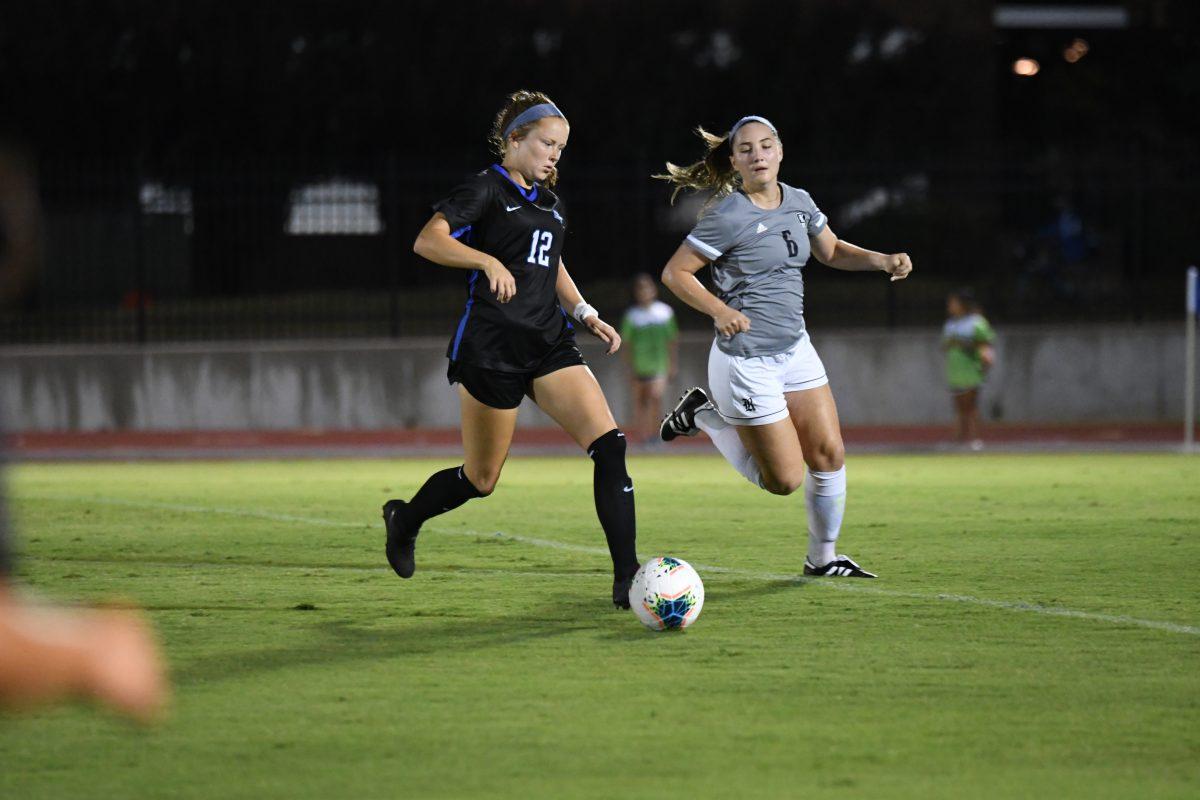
[656,116,912,578]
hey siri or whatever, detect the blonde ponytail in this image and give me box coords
[653,127,739,207]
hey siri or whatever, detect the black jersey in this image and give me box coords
[431,164,574,373]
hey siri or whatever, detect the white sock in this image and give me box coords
[805,466,846,566]
[695,407,763,488]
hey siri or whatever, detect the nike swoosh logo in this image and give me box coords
[505,205,521,212]
[623,485,634,493]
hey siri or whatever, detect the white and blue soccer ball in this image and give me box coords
[629,556,705,631]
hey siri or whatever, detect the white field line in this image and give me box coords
[19,557,598,581]
[22,494,1200,637]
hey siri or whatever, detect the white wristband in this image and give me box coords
[572,301,599,324]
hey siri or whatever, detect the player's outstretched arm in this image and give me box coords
[555,259,620,354]
[661,243,750,338]
[809,227,913,282]
[0,589,169,723]
[413,213,517,303]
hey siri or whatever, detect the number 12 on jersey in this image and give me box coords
[527,229,554,268]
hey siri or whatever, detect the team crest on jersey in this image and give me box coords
[796,212,810,226]
[552,209,564,224]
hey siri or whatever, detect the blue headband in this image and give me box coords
[728,115,778,141]
[502,103,567,140]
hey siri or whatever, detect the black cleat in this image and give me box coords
[660,387,711,442]
[613,573,634,609]
[803,555,877,578]
[382,499,418,579]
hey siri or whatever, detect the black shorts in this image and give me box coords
[448,338,586,410]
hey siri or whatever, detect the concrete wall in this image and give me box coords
[0,323,1189,431]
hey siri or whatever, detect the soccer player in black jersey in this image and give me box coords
[382,90,640,608]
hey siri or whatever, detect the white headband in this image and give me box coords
[728,115,778,141]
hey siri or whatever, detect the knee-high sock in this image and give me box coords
[588,429,640,579]
[402,465,484,533]
[804,466,847,566]
[695,407,764,488]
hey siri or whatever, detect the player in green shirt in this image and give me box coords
[941,288,995,450]
[620,274,678,444]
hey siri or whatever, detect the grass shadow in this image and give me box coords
[600,578,809,641]
[172,592,623,685]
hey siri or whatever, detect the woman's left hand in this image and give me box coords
[585,317,621,355]
[882,253,913,282]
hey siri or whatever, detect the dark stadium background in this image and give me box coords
[0,0,1197,343]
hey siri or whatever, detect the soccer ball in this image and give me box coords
[629,557,705,631]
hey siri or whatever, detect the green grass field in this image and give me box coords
[2,453,1198,799]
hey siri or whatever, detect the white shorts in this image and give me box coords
[707,334,829,426]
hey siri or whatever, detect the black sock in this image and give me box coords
[587,429,639,579]
[403,466,484,532]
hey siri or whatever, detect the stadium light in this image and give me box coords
[1064,38,1090,62]
[1012,57,1040,77]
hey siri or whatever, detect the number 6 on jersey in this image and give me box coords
[527,229,554,267]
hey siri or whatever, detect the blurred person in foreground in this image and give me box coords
[942,288,995,451]
[0,565,169,722]
[0,139,169,723]
[619,274,678,445]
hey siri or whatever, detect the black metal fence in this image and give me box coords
[2,2,1195,344]
[0,151,1194,345]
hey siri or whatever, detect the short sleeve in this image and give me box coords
[974,317,995,343]
[685,209,738,261]
[797,190,828,237]
[431,175,492,233]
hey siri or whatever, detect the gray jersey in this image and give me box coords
[685,183,827,357]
